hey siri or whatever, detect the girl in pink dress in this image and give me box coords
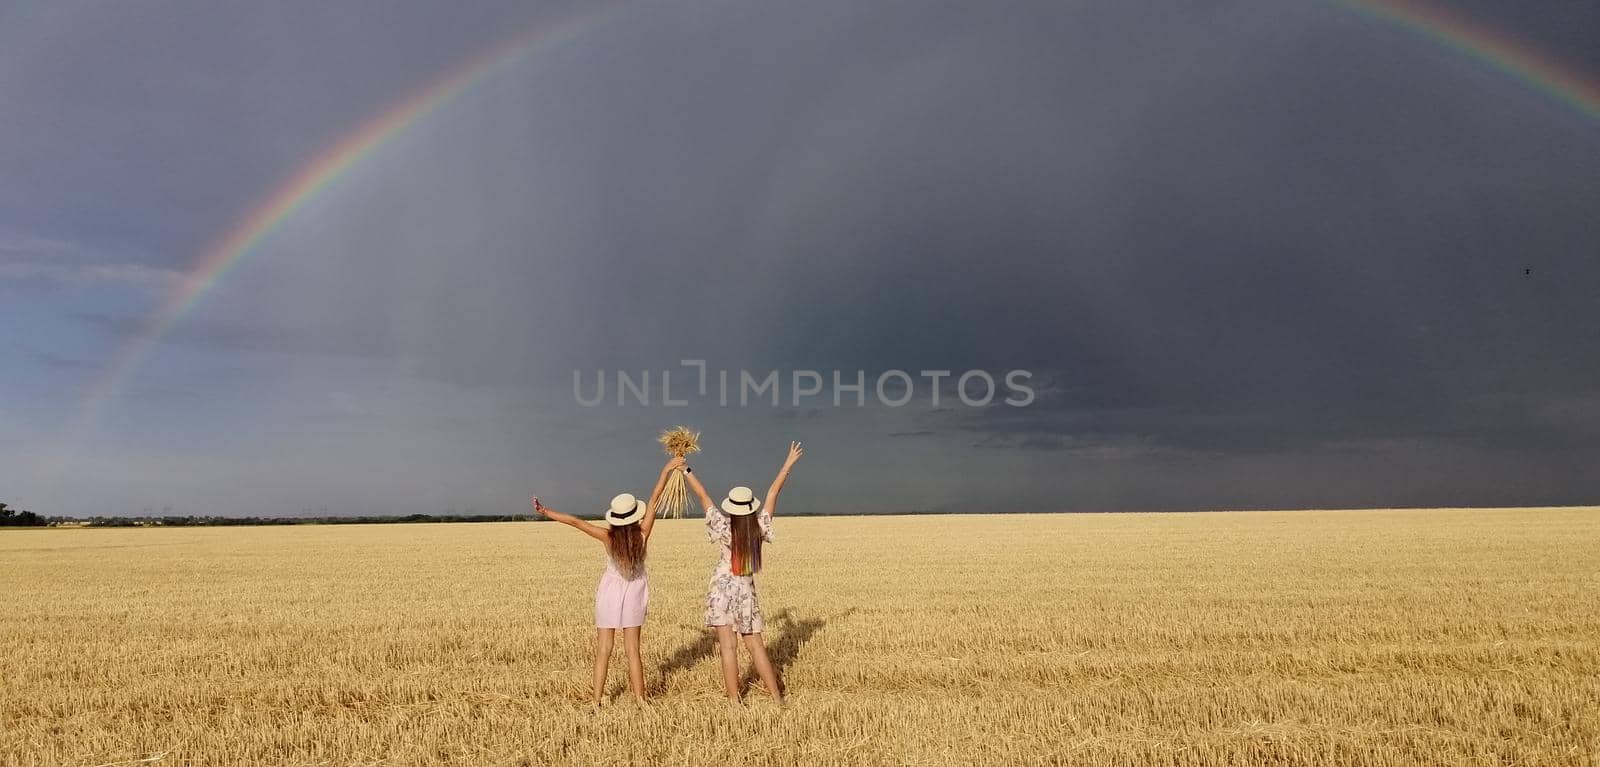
[683,441,803,703]
[533,456,680,708]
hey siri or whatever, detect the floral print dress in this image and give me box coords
[703,505,774,634]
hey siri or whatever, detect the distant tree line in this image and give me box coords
[61,514,541,527]
[3,504,1011,529]
[0,502,550,527]
[0,502,47,527]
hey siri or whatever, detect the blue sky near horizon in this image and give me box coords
[2,0,1598,517]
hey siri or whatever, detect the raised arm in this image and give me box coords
[764,441,804,516]
[641,457,683,541]
[532,497,608,543]
[683,465,715,511]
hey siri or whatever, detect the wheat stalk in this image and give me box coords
[656,426,701,518]
[6,509,1598,765]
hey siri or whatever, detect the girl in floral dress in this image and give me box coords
[532,455,680,708]
[683,441,803,703]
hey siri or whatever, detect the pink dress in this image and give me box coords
[594,558,649,629]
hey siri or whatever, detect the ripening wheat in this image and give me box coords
[2,508,1597,766]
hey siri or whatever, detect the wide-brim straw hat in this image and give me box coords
[605,493,646,526]
[720,486,762,516]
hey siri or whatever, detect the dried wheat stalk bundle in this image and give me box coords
[656,426,701,518]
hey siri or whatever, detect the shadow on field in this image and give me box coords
[635,609,855,698]
[646,626,718,696]
[742,608,855,693]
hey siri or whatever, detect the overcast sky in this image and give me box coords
[3,0,1597,517]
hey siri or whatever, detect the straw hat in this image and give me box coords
[604,493,646,526]
[720,486,762,516]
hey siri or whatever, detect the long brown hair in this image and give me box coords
[607,522,646,579]
[730,513,763,576]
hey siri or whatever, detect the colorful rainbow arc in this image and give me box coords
[68,0,1600,436]
[57,2,634,448]
[1341,0,1600,121]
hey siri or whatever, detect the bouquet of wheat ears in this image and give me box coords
[656,426,701,518]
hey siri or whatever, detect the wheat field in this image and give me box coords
[2,508,1597,766]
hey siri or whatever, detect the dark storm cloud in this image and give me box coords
[27,350,98,372]
[0,0,586,267]
[73,311,398,360]
[708,2,1600,469]
[6,1,1598,515]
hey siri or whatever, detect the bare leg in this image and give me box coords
[714,625,741,702]
[742,632,783,702]
[593,628,615,708]
[623,626,645,702]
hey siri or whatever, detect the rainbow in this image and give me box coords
[57,1,636,449]
[1341,0,1600,121]
[66,0,1600,436]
